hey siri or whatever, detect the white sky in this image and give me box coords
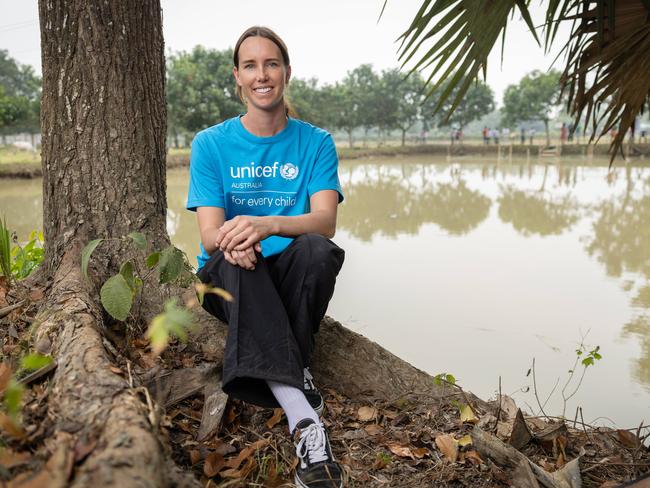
[0,1,568,105]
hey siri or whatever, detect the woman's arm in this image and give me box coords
[197,206,260,270]
[215,189,339,252]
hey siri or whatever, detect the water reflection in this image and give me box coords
[337,164,491,241]
[418,180,491,235]
[586,194,650,279]
[622,316,650,391]
[498,187,578,236]
[4,157,650,425]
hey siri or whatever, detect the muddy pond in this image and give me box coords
[2,155,649,428]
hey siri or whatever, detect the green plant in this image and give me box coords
[82,233,231,354]
[531,337,603,419]
[434,372,456,386]
[0,353,53,437]
[11,230,44,280]
[0,216,11,284]
[82,232,192,322]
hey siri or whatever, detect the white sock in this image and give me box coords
[267,380,319,432]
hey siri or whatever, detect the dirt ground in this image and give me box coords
[1,278,649,487]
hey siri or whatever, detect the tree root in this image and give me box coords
[32,249,198,487]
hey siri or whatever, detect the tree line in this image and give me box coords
[1,46,564,148]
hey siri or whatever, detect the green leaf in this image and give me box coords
[146,252,160,269]
[127,232,147,250]
[100,274,133,321]
[593,352,602,360]
[119,261,136,291]
[81,239,103,279]
[146,298,195,354]
[20,354,53,371]
[158,246,184,284]
[581,357,594,367]
[445,373,456,385]
[3,379,24,418]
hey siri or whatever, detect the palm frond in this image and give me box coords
[395,0,536,123]
[549,0,650,161]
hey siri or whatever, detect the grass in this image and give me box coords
[0,146,40,165]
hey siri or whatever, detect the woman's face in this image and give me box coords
[233,36,291,114]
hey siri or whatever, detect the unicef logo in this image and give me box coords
[280,163,299,180]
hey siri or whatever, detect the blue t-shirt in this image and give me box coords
[187,116,344,270]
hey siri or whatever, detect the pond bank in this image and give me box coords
[2,142,649,179]
[1,279,649,487]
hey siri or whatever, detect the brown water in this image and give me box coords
[2,156,650,428]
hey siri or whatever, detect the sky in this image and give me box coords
[0,1,569,105]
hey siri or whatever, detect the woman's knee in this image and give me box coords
[292,234,344,271]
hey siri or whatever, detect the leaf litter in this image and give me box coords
[0,279,649,487]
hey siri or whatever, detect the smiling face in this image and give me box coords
[233,36,291,115]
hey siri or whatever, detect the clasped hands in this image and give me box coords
[214,215,273,270]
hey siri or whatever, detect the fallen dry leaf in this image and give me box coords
[386,443,416,459]
[266,408,283,429]
[28,288,44,301]
[221,456,257,479]
[0,412,25,439]
[617,429,640,449]
[458,434,473,447]
[204,451,225,477]
[498,395,518,421]
[189,449,201,466]
[411,447,429,459]
[463,450,483,465]
[364,424,383,436]
[435,434,458,462]
[0,363,11,393]
[459,404,478,424]
[357,406,378,422]
[0,449,31,468]
[109,366,123,375]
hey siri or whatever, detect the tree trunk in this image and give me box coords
[39,0,169,277]
[347,128,353,148]
[33,2,194,486]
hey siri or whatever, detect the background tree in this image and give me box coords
[433,79,494,135]
[286,77,331,128]
[0,50,41,144]
[392,0,650,158]
[501,70,561,145]
[328,80,360,147]
[167,46,244,147]
[343,64,380,146]
[378,68,425,146]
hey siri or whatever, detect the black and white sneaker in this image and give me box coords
[303,368,324,416]
[294,418,343,488]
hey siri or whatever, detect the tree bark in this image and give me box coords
[39,0,169,277]
[34,247,198,488]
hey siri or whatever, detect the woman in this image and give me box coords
[186,26,345,488]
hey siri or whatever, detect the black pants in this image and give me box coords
[198,233,345,408]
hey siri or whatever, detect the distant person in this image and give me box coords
[568,123,574,143]
[520,127,525,144]
[528,128,536,145]
[501,127,510,144]
[491,128,499,145]
[482,126,490,145]
[187,26,345,488]
[560,123,568,145]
